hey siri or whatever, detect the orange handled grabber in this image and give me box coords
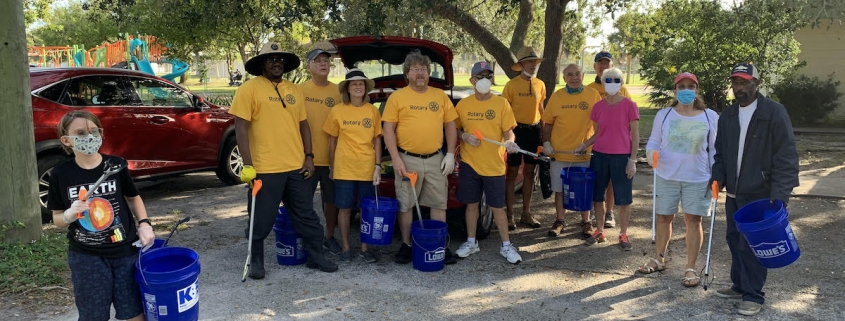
[403,172,425,228]
[77,160,124,219]
[702,181,720,290]
[471,130,551,162]
[651,151,659,244]
[242,179,263,282]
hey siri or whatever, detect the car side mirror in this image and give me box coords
[192,95,208,110]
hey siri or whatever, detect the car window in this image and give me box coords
[37,80,69,104]
[125,77,193,107]
[65,76,133,106]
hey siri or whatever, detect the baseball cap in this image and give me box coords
[471,61,494,76]
[306,49,331,62]
[594,51,612,62]
[674,72,699,85]
[730,63,759,80]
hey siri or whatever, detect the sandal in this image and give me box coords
[637,258,665,274]
[682,268,701,287]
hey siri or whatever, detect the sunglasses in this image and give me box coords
[604,78,622,84]
[266,56,284,63]
[474,74,493,80]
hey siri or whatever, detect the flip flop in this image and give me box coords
[637,258,665,274]
[682,268,701,287]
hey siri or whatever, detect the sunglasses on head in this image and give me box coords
[604,78,622,84]
[474,74,493,80]
[266,56,284,63]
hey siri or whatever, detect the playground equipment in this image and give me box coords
[129,37,189,82]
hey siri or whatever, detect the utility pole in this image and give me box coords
[1,0,42,242]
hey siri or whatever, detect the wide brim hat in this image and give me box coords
[511,46,545,71]
[244,42,301,76]
[338,69,375,94]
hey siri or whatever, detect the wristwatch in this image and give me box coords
[305,153,314,158]
[138,218,152,227]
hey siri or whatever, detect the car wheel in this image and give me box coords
[475,192,494,240]
[215,136,242,185]
[37,153,71,223]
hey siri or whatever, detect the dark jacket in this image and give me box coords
[711,93,799,204]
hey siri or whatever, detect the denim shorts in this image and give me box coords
[456,162,506,208]
[335,179,376,209]
[68,250,143,320]
[590,151,633,206]
[655,176,712,216]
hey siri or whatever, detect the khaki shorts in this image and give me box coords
[395,152,448,212]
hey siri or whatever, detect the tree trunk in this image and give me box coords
[237,42,250,80]
[537,0,570,102]
[1,0,42,242]
[426,0,520,78]
[509,0,534,54]
[625,53,632,84]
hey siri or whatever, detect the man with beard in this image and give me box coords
[502,46,546,230]
[710,63,799,316]
[300,49,343,256]
[383,50,459,266]
[585,51,631,229]
[230,43,338,279]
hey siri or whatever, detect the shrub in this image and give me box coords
[772,73,843,125]
[203,94,234,107]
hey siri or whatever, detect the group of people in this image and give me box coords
[47,40,799,319]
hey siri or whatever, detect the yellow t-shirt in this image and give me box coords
[542,87,602,162]
[382,87,458,154]
[323,103,383,181]
[299,80,341,166]
[585,80,631,99]
[502,76,546,125]
[228,76,306,174]
[455,95,517,176]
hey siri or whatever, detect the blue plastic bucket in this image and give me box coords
[561,167,595,211]
[360,196,399,245]
[734,199,801,268]
[411,220,449,272]
[274,228,307,265]
[276,206,295,230]
[135,247,201,321]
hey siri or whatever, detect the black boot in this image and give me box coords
[248,241,265,279]
[306,254,338,272]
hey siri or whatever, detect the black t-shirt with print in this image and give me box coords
[48,155,140,258]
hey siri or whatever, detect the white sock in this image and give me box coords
[502,241,511,247]
[467,237,476,244]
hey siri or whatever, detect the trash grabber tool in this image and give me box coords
[652,151,659,244]
[471,129,551,162]
[76,160,124,219]
[702,181,719,290]
[403,172,424,228]
[242,179,263,282]
[162,216,191,247]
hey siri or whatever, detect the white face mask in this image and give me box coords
[475,78,492,94]
[522,71,534,78]
[70,134,103,155]
[604,83,622,96]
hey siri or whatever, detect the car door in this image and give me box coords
[123,76,217,172]
[63,75,160,176]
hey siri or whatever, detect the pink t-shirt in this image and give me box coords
[590,98,640,154]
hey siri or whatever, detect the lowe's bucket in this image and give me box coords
[561,167,595,211]
[411,220,449,272]
[734,199,801,268]
[274,209,307,265]
[135,247,201,321]
[275,206,295,230]
[360,196,399,245]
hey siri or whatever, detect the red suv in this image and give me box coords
[30,67,241,222]
[328,36,525,239]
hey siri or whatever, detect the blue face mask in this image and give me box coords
[677,89,696,105]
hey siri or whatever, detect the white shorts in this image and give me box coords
[551,161,591,193]
[655,176,712,216]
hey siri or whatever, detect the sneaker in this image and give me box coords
[359,250,377,263]
[547,220,566,237]
[619,233,632,251]
[444,248,458,265]
[455,241,480,258]
[737,301,762,316]
[715,288,743,299]
[500,244,522,264]
[580,221,593,238]
[394,243,412,264]
[604,211,616,228]
[586,230,606,245]
[339,250,355,261]
[323,237,342,255]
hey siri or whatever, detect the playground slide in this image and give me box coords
[73,51,85,67]
[129,37,189,82]
[161,58,189,82]
[132,55,156,75]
